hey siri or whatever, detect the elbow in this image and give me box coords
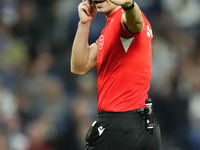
[70,67,87,76]
[127,20,144,33]
[134,17,144,31]
[70,60,87,75]
[135,21,143,32]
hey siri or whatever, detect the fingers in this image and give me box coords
[79,0,92,16]
[78,0,97,23]
[81,0,90,6]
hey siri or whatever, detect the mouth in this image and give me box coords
[92,0,105,4]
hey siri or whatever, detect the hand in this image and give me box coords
[78,0,97,24]
[109,0,133,7]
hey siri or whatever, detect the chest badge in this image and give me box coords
[98,35,104,50]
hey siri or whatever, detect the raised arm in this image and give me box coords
[71,0,98,75]
[110,0,144,33]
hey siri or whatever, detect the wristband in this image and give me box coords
[122,0,135,11]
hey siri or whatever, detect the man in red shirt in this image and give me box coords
[71,0,161,149]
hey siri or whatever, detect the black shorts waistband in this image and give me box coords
[98,111,141,118]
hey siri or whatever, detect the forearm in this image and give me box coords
[123,2,142,23]
[122,1,143,33]
[71,22,91,74]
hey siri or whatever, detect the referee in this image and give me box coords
[71,0,161,149]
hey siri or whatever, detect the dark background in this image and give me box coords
[0,0,200,150]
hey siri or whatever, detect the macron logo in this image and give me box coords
[98,126,105,136]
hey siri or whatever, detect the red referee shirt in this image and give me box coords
[96,8,153,112]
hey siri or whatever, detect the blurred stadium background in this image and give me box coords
[0,0,200,150]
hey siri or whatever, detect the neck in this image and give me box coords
[105,6,121,18]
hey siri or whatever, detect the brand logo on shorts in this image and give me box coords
[98,126,105,136]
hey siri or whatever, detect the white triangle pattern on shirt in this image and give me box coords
[120,37,135,53]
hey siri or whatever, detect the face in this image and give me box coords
[93,0,120,17]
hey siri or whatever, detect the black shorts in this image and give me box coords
[85,111,161,150]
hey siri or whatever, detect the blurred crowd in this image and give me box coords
[0,0,200,150]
